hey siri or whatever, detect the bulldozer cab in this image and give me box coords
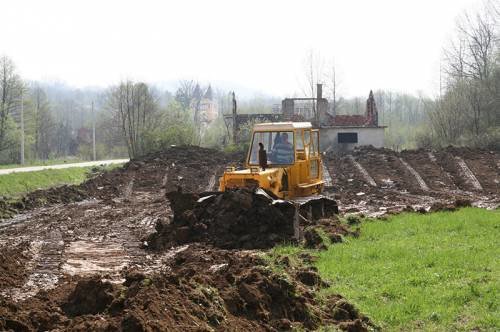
[247,122,320,169]
[220,122,324,199]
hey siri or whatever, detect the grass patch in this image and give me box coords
[0,167,91,197]
[316,208,500,331]
[0,158,85,169]
[0,164,121,197]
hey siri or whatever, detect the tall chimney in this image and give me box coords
[316,83,322,100]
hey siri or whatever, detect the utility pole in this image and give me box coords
[231,92,238,145]
[20,88,25,165]
[92,101,96,161]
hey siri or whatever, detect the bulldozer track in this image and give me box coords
[399,157,429,191]
[426,152,459,191]
[347,155,377,187]
[455,156,483,191]
[206,174,217,192]
[322,160,333,187]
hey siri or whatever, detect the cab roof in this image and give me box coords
[253,122,312,131]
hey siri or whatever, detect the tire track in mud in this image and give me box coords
[0,147,244,302]
[353,151,423,192]
[347,155,377,187]
[455,156,483,191]
[399,157,429,191]
[431,151,466,191]
[1,189,167,300]
[205,174,217,192]
[325,147,499,216]
[423,152,459,191]
[455,150,499,193]
[321,159,333,187]
[2,231,64,301]
[123,177,135,198]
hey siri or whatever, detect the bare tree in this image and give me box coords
[32,85,54,159]
[439,4,499,141]
[108,80,159,158]
[174,80,197,111]
[324,59,341,114]
[302,49,325,121]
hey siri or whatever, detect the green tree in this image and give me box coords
[0,56,22,158]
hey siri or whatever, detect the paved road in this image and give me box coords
[0,159,130,175]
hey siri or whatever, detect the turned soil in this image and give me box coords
[0,145,498,331]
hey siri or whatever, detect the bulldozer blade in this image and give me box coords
[293,196,339,221]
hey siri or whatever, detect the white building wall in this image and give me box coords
[320,127,385,152]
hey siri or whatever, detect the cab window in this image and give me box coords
[248,131,294,165]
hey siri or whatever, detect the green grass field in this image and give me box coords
[314,208,500,331]
[0,163,124,198]
[0,167,92,197]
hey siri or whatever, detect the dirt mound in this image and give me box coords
[147,188,297,249]
[0,246,375,331]
[12,185,88,210]
[61,276,115,316]
[0,146,245,221]
[302,218,355,249]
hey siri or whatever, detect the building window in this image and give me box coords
[338,132,358,143]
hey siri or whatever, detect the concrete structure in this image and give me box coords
[281,87,385,152]
[320,91,385,152]
[319,126,385,152]
[224,85,385,150]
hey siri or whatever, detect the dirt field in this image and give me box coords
[0,145,498,331]
[325,146,499,217]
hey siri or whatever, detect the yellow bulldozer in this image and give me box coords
[219,122,337,220]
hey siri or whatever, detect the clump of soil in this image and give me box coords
[147,188,297,249]
[301,216,357,249]
[0,242,32,289]
[304,227,328,249]
[0,246,376,331]
[61,276,115,316]
[0,199,17,219]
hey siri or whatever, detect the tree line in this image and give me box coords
[0,61,279,164]
[424,2,499,149]
[302,1,499,151]
[0,3,497,164]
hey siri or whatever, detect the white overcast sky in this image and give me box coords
[1,0,483,98]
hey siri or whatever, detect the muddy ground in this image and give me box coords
[0,245,375,331]
[325,146,499,217]
[0,145,498,331]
